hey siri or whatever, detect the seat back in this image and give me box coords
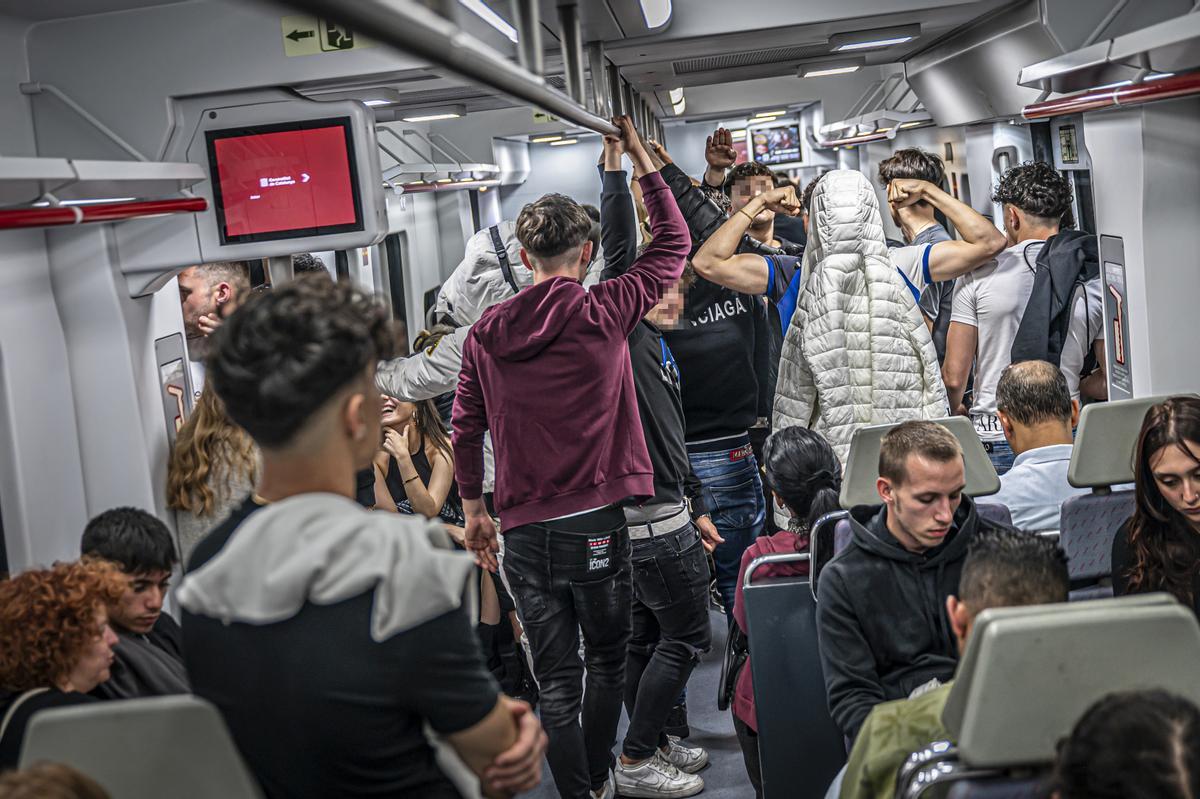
[808,510,849,599]
[975,502,1012,527]
[946,775,1049,798]
[20,695,263,799]
[742,553,845,798]
[1059,490,1135,582]
[840,417,999,509]
[941,594,1200,769]
[1067,394,1189,489]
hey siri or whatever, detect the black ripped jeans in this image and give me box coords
[623,522,712,760]
[500,507,632,799]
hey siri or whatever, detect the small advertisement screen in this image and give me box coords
[206,118,364,244]
[751,124,802,166]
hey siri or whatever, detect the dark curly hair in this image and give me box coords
[1123,396,1200,603]
[991,161,1074,224]
[207,277,393,448]
[0,561,125,691]
[878,148,945,188]
[1054,690,1200,799]
[801,174,826,213]
[723,161,774,197]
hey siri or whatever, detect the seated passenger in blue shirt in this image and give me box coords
[989,360,1086,530]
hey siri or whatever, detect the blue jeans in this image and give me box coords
[983,438,1016,476]
[688,436,766,621]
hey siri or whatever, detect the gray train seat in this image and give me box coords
[897,594,1200,797]
[1060,396,1188,597]
[742,552,845,799]
[19,695,263,799]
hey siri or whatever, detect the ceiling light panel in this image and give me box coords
[458,0,518,43]
[639,0,671,29]
[835,36,913,52]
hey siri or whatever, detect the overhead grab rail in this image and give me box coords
[273,0,621,137]
[0,197,207,230]
[1022,69,1200,119]
[816,73,933,149]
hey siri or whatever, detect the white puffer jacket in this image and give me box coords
[772,170,948,463]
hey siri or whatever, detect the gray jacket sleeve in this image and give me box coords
[375,325,469,402]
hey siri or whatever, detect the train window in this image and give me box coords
[1072,171,1097,235]
[468,191,482,232]
[334,250,351,281]
[383,234,408,323]
[247,259,268,290]
[423,286,440,319]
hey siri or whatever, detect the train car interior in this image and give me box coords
[2,0,1200,797]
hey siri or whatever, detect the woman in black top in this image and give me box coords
[0,561,124,768]
[1111,396,1200,614]
[371,396,464,530]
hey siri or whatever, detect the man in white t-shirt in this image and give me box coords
[1061,277,1107,403]
[942,162,1075,475]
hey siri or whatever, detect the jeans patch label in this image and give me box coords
[729,444,752,462]
[587,535,611,571]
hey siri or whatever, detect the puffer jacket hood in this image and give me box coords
[773,170,948,463]
[435,220,602,326]
[469,277,586,362]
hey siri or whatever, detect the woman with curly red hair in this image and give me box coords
[0,561,124,769]
[1112,396,1200,615]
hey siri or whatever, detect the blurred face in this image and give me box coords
[109,570,171,635]
[729,175,776,226]
[381,396,415,429]
[178,267,217,340]
[878,455,965,553]
[1150,441,1200,530]
[64,609,118,693]
[645,278,688,329]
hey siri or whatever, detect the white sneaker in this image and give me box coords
[614,752,704,798]
[590,768,615,799]
[659,735,709,774]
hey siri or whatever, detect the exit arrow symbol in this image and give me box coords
[287,29,315,42]
[301,173,311,183]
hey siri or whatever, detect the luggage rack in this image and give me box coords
[376,127,500,192]
[816,73,934,148]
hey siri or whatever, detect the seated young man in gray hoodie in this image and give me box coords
[816,420,1009,743]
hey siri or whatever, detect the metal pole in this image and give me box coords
[607,63,624,115]
[641,98,653,139]
[278,0,617,135]
[511,0,543,76]
[586,43,608,117]
[558,3,585,106]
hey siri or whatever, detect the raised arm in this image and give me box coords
[702,127,736,194]
[888,179,1006,282]
[692,185,802,295]
[598,133,638,280]
[376,327,467,401]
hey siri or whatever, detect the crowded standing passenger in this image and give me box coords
[453,115,688,799]
[178,277,546,798]
[176,261,250,400]
[816,421,1009,741]
[731,426,843,798]
[942,162,1075,474]
[79,508,188,699]
[1052,690,1200,799]
[771,172,807,246]
[598,128,717,798]
[838,528,1069,799]
[166,385,259,562]
[0,562,123,769]
[1112,396,1200,616]
[989,361,1087,530]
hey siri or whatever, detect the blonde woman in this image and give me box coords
[166,386,259,562]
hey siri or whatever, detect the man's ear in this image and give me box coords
[518,248,534,271]
[345,391,369,442]
[579,240,594,269]
[1008,205,1021,234]
[214,281,232,306]
[1070,399,1080,429]
[877,476,894,505]
[997,409,1016,441]
[946,595,971,641]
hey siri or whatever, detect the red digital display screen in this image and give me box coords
[206,118,364,244]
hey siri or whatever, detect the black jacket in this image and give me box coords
[1010,229,1099,367]
[816,496,1000,741]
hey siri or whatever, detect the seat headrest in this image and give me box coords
[840,416,999,509]
[942,594,1200,768]
[1068,394,1197,488]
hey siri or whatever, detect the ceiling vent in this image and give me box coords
[673,43,830,75]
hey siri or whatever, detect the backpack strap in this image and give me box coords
[489,226,520,295]
[0,688,50,744]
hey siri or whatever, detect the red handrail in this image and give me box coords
[1022,71,1200,120]
[0,197,207,230]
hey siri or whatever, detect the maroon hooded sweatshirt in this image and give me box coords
[452,172,689,530]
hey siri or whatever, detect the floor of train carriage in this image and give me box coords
[525,609,752,799]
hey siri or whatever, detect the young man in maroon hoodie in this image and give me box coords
[453,115,690,799]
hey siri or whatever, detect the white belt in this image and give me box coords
[627,506,692,541]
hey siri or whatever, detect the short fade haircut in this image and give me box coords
[879,421,962,485]
[723,161,774,196]
[959,527,1069,613]
[991,161,1074,224]
[291,253,328,275]
[878,148,945,189]
[81,507,177,574]
[996,360,1073,427]
[193,261,250,299]
[516,193,594,262]
[208,277,393,448]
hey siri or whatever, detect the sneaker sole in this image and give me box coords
[614,777,705,799]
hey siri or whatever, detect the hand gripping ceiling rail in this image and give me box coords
[273,0,624,137]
